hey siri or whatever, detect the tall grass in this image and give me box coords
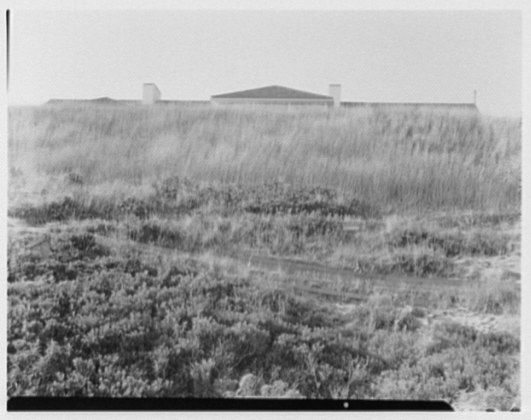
[8,103,520,212]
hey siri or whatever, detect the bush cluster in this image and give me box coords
[126,213,345,256]
[7,230,520,405]
[10,179,378,226]
[154,178,379,218]
[387,227,512,257]
[374,322,519,402]
[8,231,385,398]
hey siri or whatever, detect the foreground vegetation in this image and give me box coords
[7,221,520,404]
[7,104,521,409]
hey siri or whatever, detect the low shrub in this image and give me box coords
[466,277,520,315]
[8,233,111,283]
[8,229,520,403]
[375,344,518,406]
[367,330,420,369]
[153,178,379,218]
[387,227,512,258]
[427,322,520,355]
[389,250,452,276]
[10,181,379,227]
[127,213,345,257]
[9,233,384,398]
[9,196,153,224]
[9,197,102,225]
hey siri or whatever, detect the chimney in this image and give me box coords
[473,89,477,105]
[143,83,161,105]
[329,84,341,108]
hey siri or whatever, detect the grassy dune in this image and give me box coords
[7,103,521,407]
[8,103,520,212]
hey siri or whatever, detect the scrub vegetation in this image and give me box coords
[7,103,521,410]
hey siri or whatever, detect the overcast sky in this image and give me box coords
[9,9,521,116]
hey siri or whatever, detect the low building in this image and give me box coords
[45,83,479,112]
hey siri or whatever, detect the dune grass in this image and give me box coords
[7,102,521,406]
[8,103,520,213]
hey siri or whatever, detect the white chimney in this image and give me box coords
[143,83,161,104]
[329,84,341,108]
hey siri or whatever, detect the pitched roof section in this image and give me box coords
[212,85,333,100]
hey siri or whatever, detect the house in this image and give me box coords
[211,85,342,108]
[44,83,478,112]
[210,84,478,112]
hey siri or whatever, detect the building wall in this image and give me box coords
[211,97,334,106]
[329,85,341,108]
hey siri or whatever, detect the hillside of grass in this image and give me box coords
[7,103,521,409]
[8,103,521,213]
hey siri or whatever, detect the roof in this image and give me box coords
[46,97,120,105]
[212,85,333,100]
[91,97,116,103]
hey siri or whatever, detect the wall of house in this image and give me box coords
[329,85,341,108]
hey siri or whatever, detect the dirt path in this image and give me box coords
[90,232,479,290]
[6,217,484,295]
[8,217,518,310]
[232,250,475,289]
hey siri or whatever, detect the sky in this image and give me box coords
[8,9,522,117]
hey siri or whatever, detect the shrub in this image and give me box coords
[466,277,520,315]
[7,185,520,404]
[387,227,511,258]
[389,250,452,277]
[126,213,345,257]
[367,330,420,369]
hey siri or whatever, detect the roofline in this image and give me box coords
[211,97,333,102]
[211,96,334,100]
[212,85,333,100]
[211,95,334,99]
